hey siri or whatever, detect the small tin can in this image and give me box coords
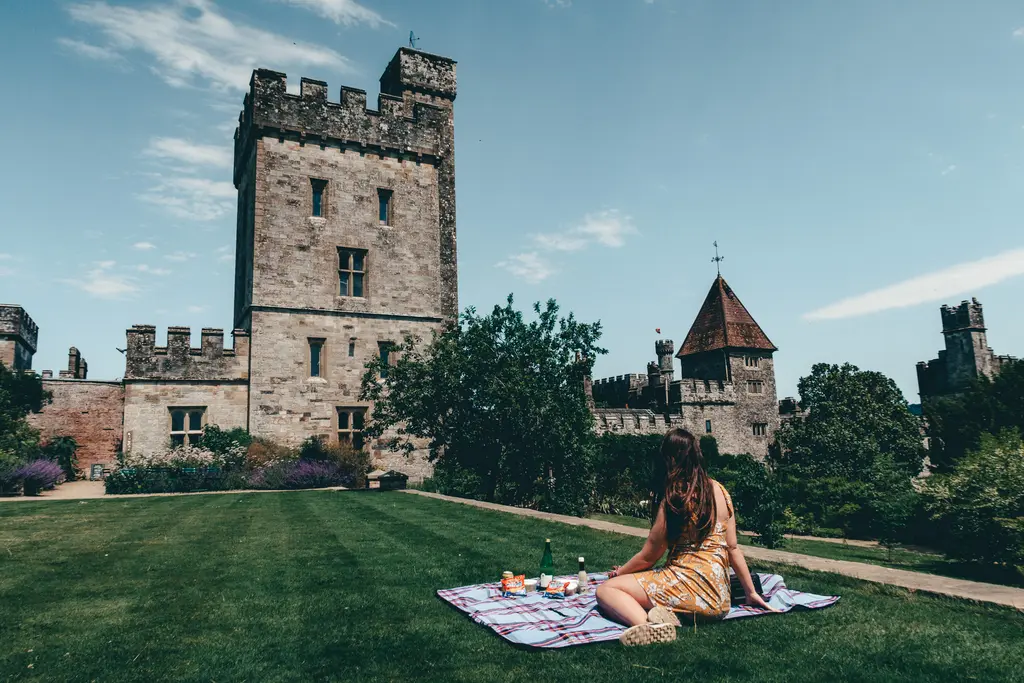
[502,571,514,581]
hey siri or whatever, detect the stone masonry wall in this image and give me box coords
[123,382,249,456]
[0,305,38,371]
[27,380,124,475]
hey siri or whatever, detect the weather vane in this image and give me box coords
[409,31,419,49]
[712,241,724,276]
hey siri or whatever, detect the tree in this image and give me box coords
[924,359,1024,471]
[867,454,917,561]
[0,362,50,460]
[922,429,1024,567]
[361,296,605,516]
[770,363,924,538]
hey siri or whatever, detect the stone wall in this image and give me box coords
[122,382,249,456]
[27,379,124,475]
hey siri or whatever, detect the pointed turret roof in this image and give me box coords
[677,276,776,357]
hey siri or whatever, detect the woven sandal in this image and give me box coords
[647,605,682,627]
[620,622,678,647]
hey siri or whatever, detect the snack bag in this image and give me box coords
[543,581,569,599]
[501,574,527,598]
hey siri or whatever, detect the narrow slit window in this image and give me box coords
[338,248,367,297]
[311,179,327,217]
[348,340,356,358]
[309,338,324,378]
[747,380,764,394]
[705,420,712,434]
[378,341,395,379]
[753,423,768,436]
[378,188,393,225]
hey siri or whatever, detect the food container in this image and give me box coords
[566,581,579,596]
[524,578,538,592]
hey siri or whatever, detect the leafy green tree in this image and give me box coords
[922,429,1024,567]
[771,363,924,538]
[0,362,50,460]
[41,436,80,481]
[867,454,918,560]
[361,296,605,516]
[924,360,1024,471]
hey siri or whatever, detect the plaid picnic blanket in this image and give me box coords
[437,572,840,649]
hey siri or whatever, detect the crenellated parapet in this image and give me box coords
[941,298,985,332]
[0,305,38,353]
[593,408,685,435]
[124,326,249,381]
[234,48,457,188]
[592,373,648,407]
[673,378,738,405]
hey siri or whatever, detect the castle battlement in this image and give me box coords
[674,378,738,404]
[941,298,985,332]
[0,304,39,352]
[125,325,249,381]
[234,48,457,188]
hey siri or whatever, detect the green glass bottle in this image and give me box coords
[539,538,555,584]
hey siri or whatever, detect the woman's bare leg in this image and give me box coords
[595,575,655,627]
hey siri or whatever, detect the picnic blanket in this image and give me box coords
[437,572,840,649]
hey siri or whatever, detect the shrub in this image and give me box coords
[298,437,370,488]
[284,460,347,489]
[199,425,251,469]
[41,436,79,481]
[15,459,64,495]
[246,438,296,468]
[922,429,1024,567]
[0,449,24,495]
[590,433,661,518]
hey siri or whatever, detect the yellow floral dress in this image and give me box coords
[634,482,733,619]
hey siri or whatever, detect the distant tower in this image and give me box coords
[0,305,38,371]
[655,339,675,383]
[939,298,994,391]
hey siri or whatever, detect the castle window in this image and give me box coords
[309,338,324,378]
[378,341,396,379]
[705,420,712,434]
[338,248,366,297]
[745,356,760,368]
[348,339,356,358]
[378,188,393,225]
[169,407,205,447]
[311,178,327,217]
[753,423,768,436]
[703,380,711,392]
[337,407,366,449]
[747,380,764,394]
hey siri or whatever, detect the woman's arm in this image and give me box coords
[725,512,778,611]
[609,503,668,577]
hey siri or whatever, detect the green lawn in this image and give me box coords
[2,493,1022,683]
[589,512,1024,588]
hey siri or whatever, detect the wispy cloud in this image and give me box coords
[65,0,351,92]
[133,241,156,250]
[186,305,208,313]
[544,0,572,7]
[139,176,235,221]
[531,210,637,252]
[165,251,198,262]
[1014,26,1024,38]
[804,248,1024,321]
[0,268,14,278]
[135,264,172,275]
[273,0,393,27]
[56,37,125,63]
[62,261,139,299]
[0,254,12,260]
[496,252,554,284]
[216,245,234,262]
[144,137,232,168]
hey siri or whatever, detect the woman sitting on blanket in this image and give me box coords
[596,427,778,646]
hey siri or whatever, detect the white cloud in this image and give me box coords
[65,0,351,92]
[139,176,235,221]
[0,254,11,260]
[531,209,638,252]
[133,241,156,250]
[496,252,554,284]
[216,245,234,262]
[144,137,232,168]
[56,37,125,62]
[941,164,957,176]
[136,264,172,275]
[165,251,198,262]
[274,0,393,27]
[544,0,572,7]
[804,248,1024,321]
[1014,27,1024,38]
[62,261,139,299]
[0,267,14,277]
[186,305,208,313]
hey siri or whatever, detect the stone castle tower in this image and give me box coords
[917,298,1015,399]
[590,275,781,458]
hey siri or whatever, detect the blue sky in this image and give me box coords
[2,0,1023,402]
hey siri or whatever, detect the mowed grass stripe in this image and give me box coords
[1,491,1022,683]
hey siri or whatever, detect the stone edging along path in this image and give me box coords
[404,489,1024,611]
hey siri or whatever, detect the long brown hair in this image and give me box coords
[649,428,716,546]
